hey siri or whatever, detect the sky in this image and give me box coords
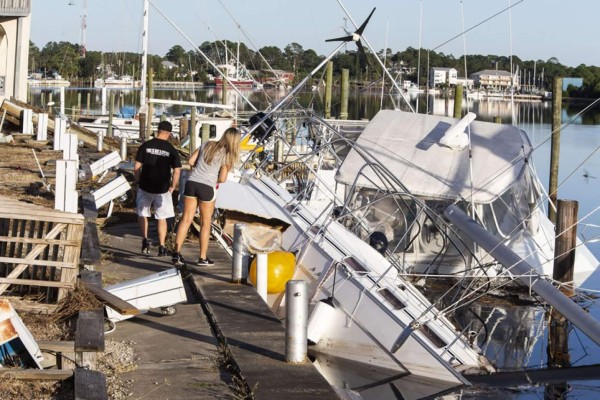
[29,0,600,68]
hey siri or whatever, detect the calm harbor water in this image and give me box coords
[30,86,600,399]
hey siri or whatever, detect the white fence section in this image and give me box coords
[21,108,33,134]
[53,117,67,151]
[88,151,122,178]
[62,133,79,167]
[92,175,131,209]
[55,159,78,213]
[36,113,48,141]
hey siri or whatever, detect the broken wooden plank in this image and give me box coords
[0,277,74,288]
[0,368,73,380]
[9,298,58,314]
[38,340,77,370]
[81,281,141,316]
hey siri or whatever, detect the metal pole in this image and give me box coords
[107,91,115,138]
[140,0,149,107]
[221,67,228,106]
[340,68,349,120]
[101,87,107,115]
[232,223,245,283]
[325,61,333,119]
[97,132,103,152]
[256,253,268,302]
[60,86,65,116]
[120,137,127,161]
[285,280,308,364]
[147,67,154,137]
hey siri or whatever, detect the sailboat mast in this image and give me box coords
[140,0,149,107]
[80,0,87,58]
[236,41,240,81]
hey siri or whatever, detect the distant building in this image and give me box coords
[161,61,178,70]
[562,77,584,90]
[429,67,458,87]
[456,77,474,89]
[0,0,31,102]
[469,70,518,90]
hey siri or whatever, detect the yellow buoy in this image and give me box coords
[249,251,296,294]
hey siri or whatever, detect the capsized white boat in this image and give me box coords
[215,104,600,398]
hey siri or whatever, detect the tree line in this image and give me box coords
[28,40,600,97]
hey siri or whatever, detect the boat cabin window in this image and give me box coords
[209,125,217,139]
[419,324,447,349]
[479,174,531,239]
[378,288,406,310]
[341,256,368,273]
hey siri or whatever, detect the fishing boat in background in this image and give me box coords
[212,62,255,88]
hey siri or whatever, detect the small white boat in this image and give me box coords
[94,75,141,89]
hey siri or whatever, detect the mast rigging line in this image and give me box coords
[215,0,290,91]
[147,0,258,112]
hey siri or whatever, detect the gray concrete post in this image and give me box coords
[285,280,308,363]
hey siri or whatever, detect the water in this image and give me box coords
[32,86,600,398]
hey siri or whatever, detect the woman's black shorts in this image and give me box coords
[184,181,216,202]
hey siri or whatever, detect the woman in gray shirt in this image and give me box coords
[172,127,241,266]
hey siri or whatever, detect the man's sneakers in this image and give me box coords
[172,252,186,267]
[158,245,168,257]
[196,257,215,267]
[141,238,151,255]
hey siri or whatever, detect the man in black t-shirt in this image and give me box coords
[134,121,182,256]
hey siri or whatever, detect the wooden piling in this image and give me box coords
[548,77,562,223]
[201,123,210,147]
[179,118,188,141]
[86,93,91,114]
[553,199,577,297]
[325,61,333,119]
[138,113,147,142]
[340,68,349,120]
[453,84,463,118]
[546,199,576,394]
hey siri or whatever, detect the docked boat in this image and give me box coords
[213,99,600,397]
[213,62,255,88]
[94,75,140,89]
